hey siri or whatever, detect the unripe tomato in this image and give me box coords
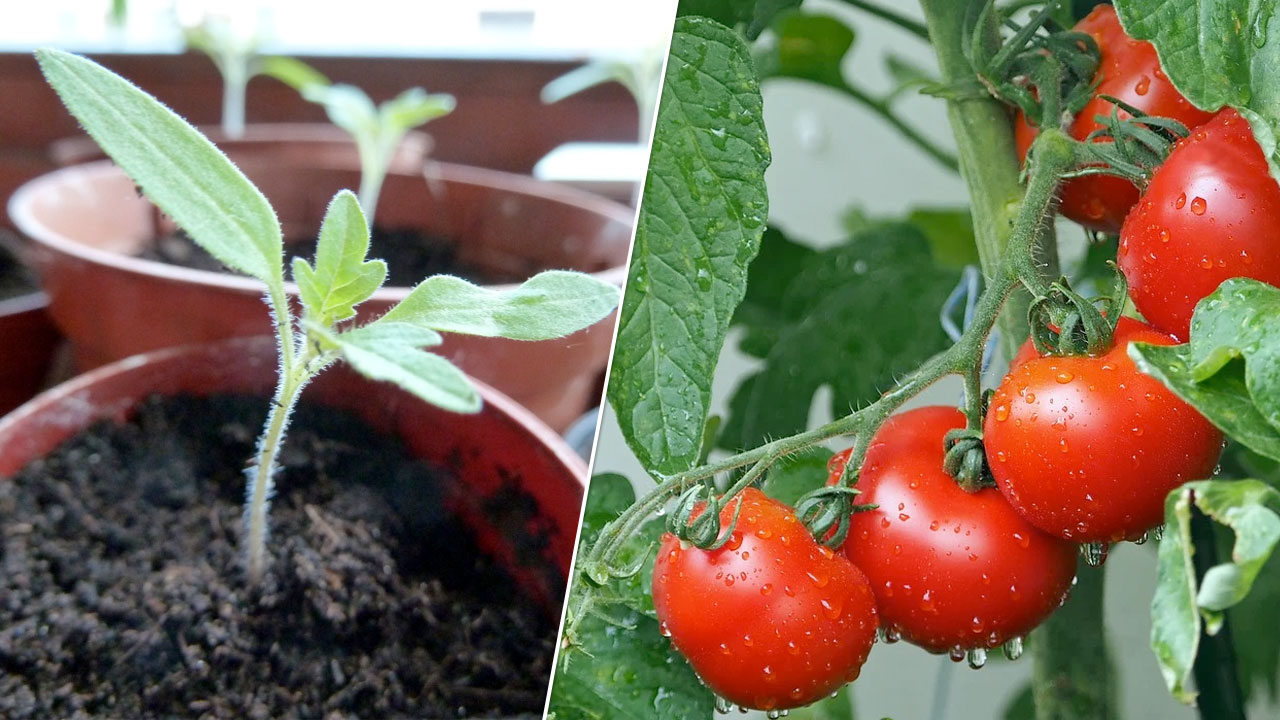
[986,318,1224,542]
[1014,5,1212,232]
[1118,109,1280,340]
[833,407,1076,655]
[652,487,878,712]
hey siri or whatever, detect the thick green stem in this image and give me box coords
[1031,558,1117,719]
[219,51,249,140]
[919,0,1058,361]
[1190,510,1246,720]
[917,3,1110,719]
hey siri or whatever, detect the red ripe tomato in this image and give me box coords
[985,317,1223,542]
[1118,109,1280,340]
[1014,5,1212,232]
[652,487,878,712]
[832,407,1076,655]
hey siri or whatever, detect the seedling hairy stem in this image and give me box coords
[37,48,620,583]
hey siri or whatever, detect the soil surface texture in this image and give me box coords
[143,228,507,287]
[0,394,552,719]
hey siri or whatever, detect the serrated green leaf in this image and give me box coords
[1151,479,1280,704]
[608,17,770,477]
[36,48,283,286]
[720,224,957,451]
[1112,0,1280,180]
[761,446,834,507]
[293,190,387,324]
[1130,279,1280,460]
[379,271,619,340]
[327,323,479,413]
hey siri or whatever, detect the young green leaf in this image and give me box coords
[1151,479,1280,704]
[377,271,620,341]
[1130,278,1280,461]
[380,88,456,132]
[292,190,387,325]
[304,83,380,136]
[258,55,330,92]
[35,48,284,287]
[322,323,479,413]
[608,16,771,476]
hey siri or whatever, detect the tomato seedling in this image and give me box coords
[36,49,620,582]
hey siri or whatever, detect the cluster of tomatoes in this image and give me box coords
[649,6,1277,714]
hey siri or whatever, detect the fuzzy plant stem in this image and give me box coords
[244,289,310,583]
[916,2,1110,719]
[356,132,392,227]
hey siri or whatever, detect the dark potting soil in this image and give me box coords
[144,228,510,287]
[0,394,553,719]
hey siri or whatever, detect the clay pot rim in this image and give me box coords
[8,159,631,297]
[0,335,589,484]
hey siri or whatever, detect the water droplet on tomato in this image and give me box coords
[1003,636,1024,661]
[996,451,1008,462]
[1175,193,1187,209]
[821,597,844,620]
[807,571,830,588]
[1242,250,1254,265]
[1200,256,1214,269]
[994,404,1009,421]
[1159,227,1170,243]
[1190,196,1207,215]
[1025,392,1036,403]
[967,647,988,669]
[1055,371,1074,383]
[1082,541,1109,566]
[949,646,966,662]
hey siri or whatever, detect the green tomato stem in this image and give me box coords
[1031,557,1117,720]
[835,0,931,40]
[219,50,249,141]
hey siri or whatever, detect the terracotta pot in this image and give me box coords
[0,336,586,613]
[9,157,632,431]
[48,122,433,173]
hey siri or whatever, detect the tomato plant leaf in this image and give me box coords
[1151,479,1280,704]
[721,223,958,450]
[35,48,284,287]
[548,603,713,720]
[323,323,479,413]
[608,16,770,476]
[378,271,619,340]
[1130,278,1280,461]
[292,190,387,325]
[731,226,817,358]
[755,11,855,87]
[1111,0,1280,179]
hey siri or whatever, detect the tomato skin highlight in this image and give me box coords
[652,487,878,711]
[986,318,1224,542]
[1118,108,1280,340]
[1014,5,1212,233]
[832,407,1076,654]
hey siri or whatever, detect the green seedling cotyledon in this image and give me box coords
[36,48,621,583]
